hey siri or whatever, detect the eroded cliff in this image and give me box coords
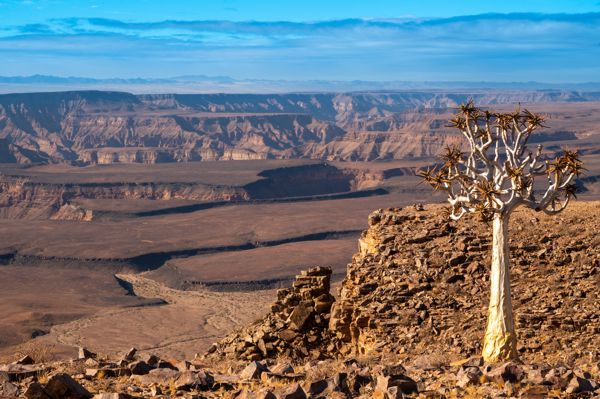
[1,90,598,164]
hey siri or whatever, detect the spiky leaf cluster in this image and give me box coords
[419,100,583,220]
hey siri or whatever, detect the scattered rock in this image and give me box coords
[484,362,524,384]
[0,381,19,397]
[133,368,179,386]
[174,370,214,390]
[15,355,35,365]
[92,394,135,399]
[270,363,294,375]
[44,373,92,399]
[275,383,306,399]
[128,361,152,376]
[288,302,314,331]
[122,348,137,362]
[374,373,418,398]
[24,382,52,399]
[456,366,482,388]
[240,361,269,380]
[565,375,598,393]
[139,354,159,366]
[206,267,335,361]
[78,347,96,360]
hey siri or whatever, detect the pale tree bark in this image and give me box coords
[482,215,518,362]
[419,101,582,363]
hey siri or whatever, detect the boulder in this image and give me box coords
[78,347,96,360]
[15,355,35,365]
[260,372,305,384]
[174,370,214,390]
[326,373,349,394]
[306,379,328,396]
[43,374,92,399]
[374,373,418,397]
[122,348,137,362]
[133,368,179,386]
[256,390,277,399]
[543,367,574,389]
[156,360,177,370]
[456,366,482,388]
[288,302,314,331]
[84,358,99,368]
[236,389,277,399]
[85,368,130,379]
[314,294,335,314]
[565,376,598,393]
[275,383,306,399]
[0,381,19,397]
[240,361,269,380]
[128,361,152,375]
[175,360,192,372]
[305,373,350,397]
[139,354,159,366]
[270,363,294,375]
[483,362,524,384]
[1,364,48,382]
[448,253,466,266]
[520,385,549,399]
[24,382,52,399]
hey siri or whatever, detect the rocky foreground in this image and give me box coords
[1,202,599,398]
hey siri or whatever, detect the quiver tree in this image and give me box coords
[419,101,583,363]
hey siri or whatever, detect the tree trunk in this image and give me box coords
[482,215,518,362]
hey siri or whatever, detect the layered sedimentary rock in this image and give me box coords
[1,90,597,164]
[0,163,391,219]
[0,176,248,219]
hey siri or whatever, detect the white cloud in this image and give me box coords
[0,13,598,81]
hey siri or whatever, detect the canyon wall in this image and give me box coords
[1,90,598,164]
[0,163,390,219]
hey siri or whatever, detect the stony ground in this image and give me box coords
[1,202,599,398]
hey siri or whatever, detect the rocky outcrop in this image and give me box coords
[328,204,600,369]
[50,204,93,221]
[203,202,599,380]
[205,267,336,362]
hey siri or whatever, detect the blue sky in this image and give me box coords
[0,0,599,82]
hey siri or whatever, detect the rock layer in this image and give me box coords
[1,90,598,164]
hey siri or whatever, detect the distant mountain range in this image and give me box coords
[1,89,599,165]
[1,75,600,94]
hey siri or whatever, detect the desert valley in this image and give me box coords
[0,88,598,398]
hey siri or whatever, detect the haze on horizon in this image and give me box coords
[0,0,599,90]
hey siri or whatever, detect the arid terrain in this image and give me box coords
[0,159,441,359]
[0,91,599,398]
[1,203,598,398]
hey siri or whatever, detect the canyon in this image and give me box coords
[1,90,600,164]
[0,90,599,399]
